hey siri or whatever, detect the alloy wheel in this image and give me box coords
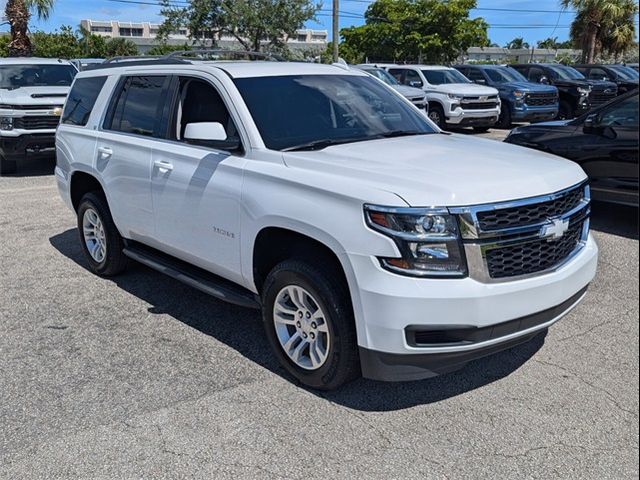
[82,208,107,263]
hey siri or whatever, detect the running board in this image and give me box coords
[123,242,261,310]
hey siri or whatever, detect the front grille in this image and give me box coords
[589,89,617,106]
[13,116,61,130]
[462,102,499,110]
[485,221,584,278]
[525,92,557,106]
[0,104,64,111]
[476,186,583,231]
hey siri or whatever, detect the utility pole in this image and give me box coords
[332,0,339,62]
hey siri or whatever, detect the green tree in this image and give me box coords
[78,28,108,58]
[146,43,192,55]
[537,37,559,49]
[31,26,80,58]
[157,0,319,52]
[4,0,55,56]
[104,37,138,57]
[563,0,638,63]
[340,0,488,63]
[505,37,529,49]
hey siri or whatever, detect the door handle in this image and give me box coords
[154,160,174,173]
[97,146,113,158]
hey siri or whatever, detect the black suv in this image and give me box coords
[573,64,639,95]
[510,64,618,119]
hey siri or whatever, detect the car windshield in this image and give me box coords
[422,69,471,85]
[485,67,528,83]
[234,74,437,151]
[546,65,586,80]
[0,64,77,89]
[610,65,637,80]
[362,68,399,86]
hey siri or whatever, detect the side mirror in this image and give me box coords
[409,81,423,88]
[538,76,550,85]
[184,122,227,141]
[583,114,597,130]
[474,78,486,85]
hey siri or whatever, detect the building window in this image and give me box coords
[119,27,143,37]
[311,34,325,41]
[297,34,307,42]
[90,26,112,33]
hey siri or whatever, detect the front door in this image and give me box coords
[150,75,246,283]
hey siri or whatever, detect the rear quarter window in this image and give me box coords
[62,76,107,126]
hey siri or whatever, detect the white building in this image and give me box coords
[80,19,327,54]
[462,47,582,64]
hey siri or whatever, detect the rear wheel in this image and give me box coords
[428,104,446,129]
[77,191,128,277]
[261,259,359,390]
[0,156,17,175]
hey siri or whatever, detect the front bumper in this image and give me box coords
[349,233,597,380]
[0,132,56,160]
[446,108,500,126]
[512,106,558,122]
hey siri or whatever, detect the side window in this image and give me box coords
[466,69,485,82]
[405,69,423,87]
[62,76,107,126]
[588,68,609,81]
[387,69,405,83]
[599,95,639,127]
[106,76,168,137]
[528,67,545,82]
[171,77,241,151]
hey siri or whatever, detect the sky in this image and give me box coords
[0,0,638,47]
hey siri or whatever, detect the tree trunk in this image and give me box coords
[5,0,33,57]
[584,20,599,64]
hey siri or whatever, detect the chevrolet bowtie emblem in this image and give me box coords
[541,218,569,240]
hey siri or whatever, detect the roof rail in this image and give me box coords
[163,49,285,62]
[103,55,163,64]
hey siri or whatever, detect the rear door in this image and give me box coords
[98,75,170,239]
[149,73,246,283]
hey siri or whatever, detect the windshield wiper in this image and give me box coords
[282,137,371,152]
[378,130,429,138]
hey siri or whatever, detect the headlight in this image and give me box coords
[364,205,467,277]
[0,117,13,131]
[448,93,464,100]
[513,90,525,99]
[577,87,591,95]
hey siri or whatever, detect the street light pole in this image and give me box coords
[332,0,339,62]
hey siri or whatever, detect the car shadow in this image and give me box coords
[590,201,638,240]
[50,228,545,412]
[1,155,55,178]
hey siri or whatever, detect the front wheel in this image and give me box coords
[557,100,574,120]
[0,155,17,175]
[261,259,359,390]
[428,105,446,129]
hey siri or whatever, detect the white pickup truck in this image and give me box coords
[55,56,597,389]
[0,57,77,174]
[370,64,501,131]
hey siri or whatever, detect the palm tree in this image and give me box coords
[505,37,530,49]
[561,0,636,63]
[4,0,55,57]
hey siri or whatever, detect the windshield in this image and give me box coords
[361,68,399,86]
[0,64,77,89]
[422,69,471,85]
[547,65,586,80]
[485,67,528,83]
[610,65,637,80]
[234,74,437,151]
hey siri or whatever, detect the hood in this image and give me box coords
[431,83,498,96]
[550,78,591,89]
[283,134,586,207]
[0,86,69,107]
[499,81,558,94]
[392,84,426,99]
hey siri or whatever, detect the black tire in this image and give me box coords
[497,104,512,129]
[557,100,574,120]
[473,126,490,133]
[428,104,446,129]
[77,191,128,277]
[0,155,17,175]
[261,258,360,390]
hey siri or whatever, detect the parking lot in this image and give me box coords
[0,130,638,479]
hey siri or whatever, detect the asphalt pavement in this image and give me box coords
[0,132,638,479]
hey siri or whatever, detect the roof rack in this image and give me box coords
[103,55,163,64]
[163,49,285,62]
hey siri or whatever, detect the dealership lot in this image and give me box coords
[0,140,638,478]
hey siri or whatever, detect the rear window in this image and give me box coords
[62,76,107,126]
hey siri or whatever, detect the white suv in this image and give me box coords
[379,64,501,131]
[56,57,597,389]
[1,58,77,174]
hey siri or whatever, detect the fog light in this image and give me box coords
[414,243,449,260]
[0,117,13,131]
